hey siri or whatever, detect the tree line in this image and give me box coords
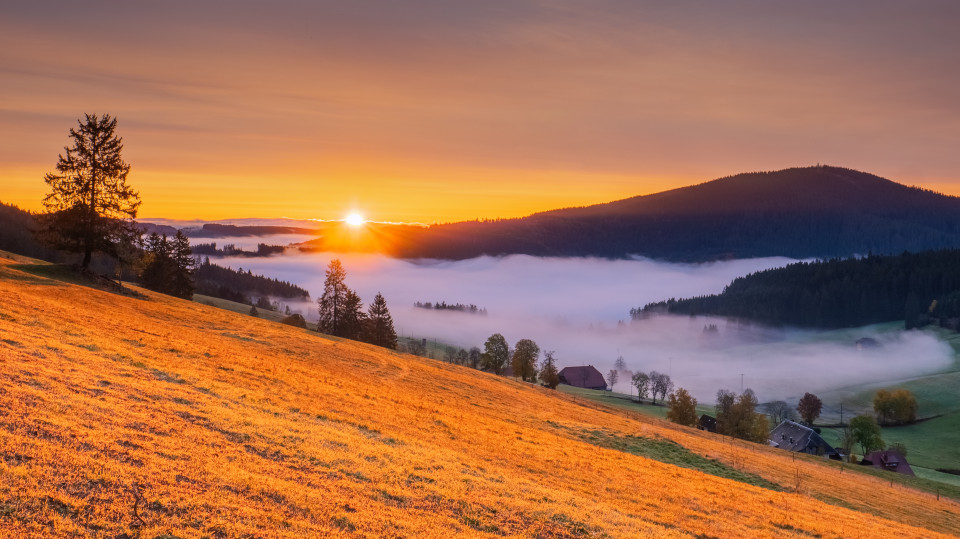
[413,301,487,315]
[637,250,960,329]
[316,259,398,349]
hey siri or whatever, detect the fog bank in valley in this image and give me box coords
[218,252,954,402]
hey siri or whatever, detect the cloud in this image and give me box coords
[216,251,954,402]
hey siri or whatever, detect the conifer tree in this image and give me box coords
[141,233,174,292]
[171,230,195,299]
[39,113,141,270]
[362,292,398,349]
[340,289,366,340]
[318,259,349,336]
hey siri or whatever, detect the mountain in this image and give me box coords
[1,253,957,537]
[376,166,960,261]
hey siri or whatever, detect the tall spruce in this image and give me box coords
[318,259,349,336]
[171,230,195,299]
[340,289,366,340]
[39,113,141,270]
[141,233,174,293]
[362,292,398,349]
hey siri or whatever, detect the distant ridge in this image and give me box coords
[383,166,960,261]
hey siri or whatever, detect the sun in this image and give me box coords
[345,212,366,227]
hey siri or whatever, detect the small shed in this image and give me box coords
[698,414,717,433]
[558,366,607,390]
[861,450,915,476]
[768,420,838,458]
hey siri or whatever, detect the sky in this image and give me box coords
[3,1,960,223]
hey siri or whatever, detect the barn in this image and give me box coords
[558,366,607,390]
[768,420,839,458]
[861,450,915,476]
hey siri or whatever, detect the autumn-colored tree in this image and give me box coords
[39,113,141,270]
[850,414,884,457]
[716,388,769,442]
[797,392,823,425]
[873,389,917,425]
[511,339,540,382]
[666,387,698,427]
[539,351,560,389]
[362,292,398,349]
[481,333,509,375]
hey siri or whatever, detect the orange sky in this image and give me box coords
[3,2,960,223]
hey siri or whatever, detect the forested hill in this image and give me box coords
[638,250,960,329]
[384,166,960,262]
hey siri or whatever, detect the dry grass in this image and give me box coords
[1,256,958,538]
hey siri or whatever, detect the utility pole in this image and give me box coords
[840,403,844,427]
[740,373,744,392]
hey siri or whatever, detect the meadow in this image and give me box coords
[1,251,959,537]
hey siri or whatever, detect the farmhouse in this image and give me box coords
[558,366,607,390]
[861,450,915,476]
[768,420,839,458]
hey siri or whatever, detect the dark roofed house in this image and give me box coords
[558,366,607,390]
[768,420,839,458]
[861,450,914,476]
[698,414,717,433]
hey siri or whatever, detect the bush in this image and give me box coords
[281,313,307,328]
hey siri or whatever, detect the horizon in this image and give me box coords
[4,2,960,222]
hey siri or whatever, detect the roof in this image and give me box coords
[768,420,838,456]
[862,450,915,476]
[698,414,717,432]
[558,365,607,390]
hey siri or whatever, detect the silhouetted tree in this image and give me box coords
[362,292,398,349]
[797,392,823,425]
[468,347,482,369]
[764,400,796,425]
[38,113,141,270]
[481,333,509,375]
[340,289,366,340]
[511,338,540,382]
[606,369,619,391]
[170,230,195,299]
[318,259,349,336]
[667,387,698,427]
[632,371,650,402]
[140,233,174,293]
[649,371,673,405]
[539,351,560,389]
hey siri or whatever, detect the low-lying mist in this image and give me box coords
[215,252,954,403]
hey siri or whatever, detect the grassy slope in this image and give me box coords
[1,258,959,537]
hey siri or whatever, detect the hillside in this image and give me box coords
[356,166,960,261]
[1,253,959,537]
[639,249,960,329]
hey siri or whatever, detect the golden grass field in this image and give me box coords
[1,252,959,538]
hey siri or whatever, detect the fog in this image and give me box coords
[216,252,954,402]
[191,234,318,251]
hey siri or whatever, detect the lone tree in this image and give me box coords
[796,392,823,425]
[606,369,619,391]
[666,387,698,427]
[539,351,560,389]
[850,414,884,457]
[481,333,509,375]
[318,259,349,336]
[511,338,540,382]
[39,113,141,270]
[362,292,398,349]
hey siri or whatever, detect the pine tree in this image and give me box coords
[318,259,349,336]
[362,292,398,349]
[171,230,195,299]
[340,289,366,340]
[141,233,174,293]
[39,113,141,270]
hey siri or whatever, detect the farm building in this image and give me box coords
[861,450,915,476]
[558,366,607,390]
[698,414,717,433]
[768,420,839,458]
